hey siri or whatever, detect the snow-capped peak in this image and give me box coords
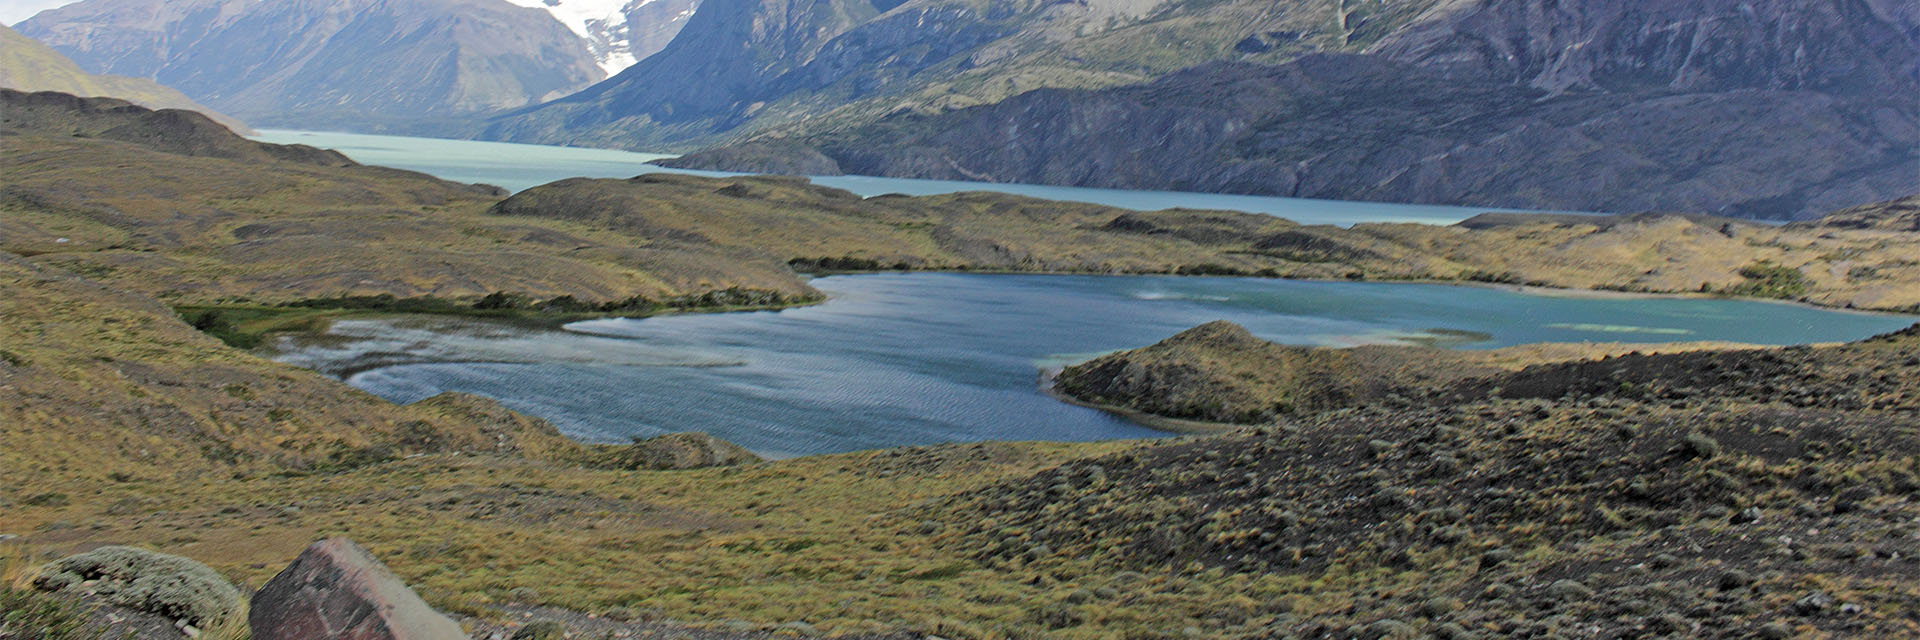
[508,0,650,76]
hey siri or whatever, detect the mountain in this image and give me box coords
[668,52,1918,220]
[492,0,1916,220]
[15,0,606,131]
[0,24,248,133]
[506,0,704,74]
[481,0,1432,149]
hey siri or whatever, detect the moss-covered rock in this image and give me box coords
[33,546,240,627]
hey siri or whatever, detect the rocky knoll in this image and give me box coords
[664,0,1920,220]
[1053,321,1439,423]
[1053,321,1755,424]
[590,432,765,471]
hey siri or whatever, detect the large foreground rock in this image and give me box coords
[250,538,466,640]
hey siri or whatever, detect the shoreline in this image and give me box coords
[799,268,1920,317]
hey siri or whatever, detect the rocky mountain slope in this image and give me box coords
[482,0,1441,149]
[662,0,1920,219]
[0,25,248,133]
[15,0,605,130]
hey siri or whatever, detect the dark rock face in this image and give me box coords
[251,539,467,640]
[683,51,1915,220]
[482,0,1388,150]
[1792,195,1920,232]
[17,0,603,128]
[659,0,1919,220]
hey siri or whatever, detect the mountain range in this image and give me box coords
[14,0,1919,218]
[14,0,609,130]
[641,0,1920,219]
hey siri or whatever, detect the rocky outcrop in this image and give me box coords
[406,392,585,461]
[591,432,763,470]
[1794,195,1920,232]
[1055,321,1470,423]
[250,539,466,640]
[16,0,603,129]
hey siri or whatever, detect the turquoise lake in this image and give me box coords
[251,129,1540,227]
[271,274,1918,458]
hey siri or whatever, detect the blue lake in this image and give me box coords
[271,274,1918,458]
[251,129,1545,227]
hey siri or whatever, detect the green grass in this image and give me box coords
[1718,261,1813,299]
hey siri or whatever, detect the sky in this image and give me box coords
[2,0,77,26]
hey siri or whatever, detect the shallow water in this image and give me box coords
[251,129,1547,227]
[271,274,1917,457]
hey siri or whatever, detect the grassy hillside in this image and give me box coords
[0,91,814,311]
[0,26,248,133]
[496,175,1920,312]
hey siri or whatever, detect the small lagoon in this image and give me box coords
[271,274,1918,457]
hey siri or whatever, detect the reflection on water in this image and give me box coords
[270,274,1916,457]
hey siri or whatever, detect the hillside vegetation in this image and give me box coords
[495,175,1920,312]
[0,90,812,310]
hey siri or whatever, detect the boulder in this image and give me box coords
[250,538,466,640]
[33,545,242,628]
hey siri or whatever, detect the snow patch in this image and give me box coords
[507,0,658,76]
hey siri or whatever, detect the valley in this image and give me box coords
[2,86,1918,638]
[1,0,1917,634]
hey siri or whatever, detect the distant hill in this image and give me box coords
[15,0,605,131]
[0,25,248,133]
